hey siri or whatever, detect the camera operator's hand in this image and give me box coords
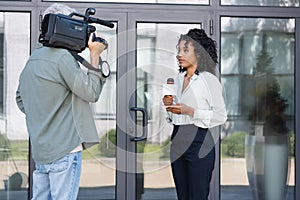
[88,32,107,69]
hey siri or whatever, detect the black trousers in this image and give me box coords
[170,125,215,200]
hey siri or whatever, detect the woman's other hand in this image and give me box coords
[166,103,194,116]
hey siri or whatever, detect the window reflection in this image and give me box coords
[220,17,295,199]
[0,12,30,199]
[44,0,209,4]
[0,13,4,115]
[78,23,117,199]
[90,23,117,118]
[221,0,299,7]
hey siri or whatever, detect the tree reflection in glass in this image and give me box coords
[251,49,289,136]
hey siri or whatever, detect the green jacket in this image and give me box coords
[16,45,105,164]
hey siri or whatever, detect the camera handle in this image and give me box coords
[92,33,108,50]
[69,51,111,78]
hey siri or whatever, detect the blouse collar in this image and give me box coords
[179,71,199,80]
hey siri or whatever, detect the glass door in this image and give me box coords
[126,12,216,200]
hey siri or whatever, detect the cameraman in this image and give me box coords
[16,3,107,200]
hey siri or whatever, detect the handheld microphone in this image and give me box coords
[167,77,174,85]
[163,78,175,96]
[163,78,177,104]
[163,78,176,122]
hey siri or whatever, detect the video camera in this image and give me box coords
[39,8,114,53]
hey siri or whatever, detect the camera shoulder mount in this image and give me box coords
[69,51,111,78]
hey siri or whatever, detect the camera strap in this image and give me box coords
[69,51,102,72]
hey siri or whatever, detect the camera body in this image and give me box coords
[39,8,114,53]
[39,13,93,52]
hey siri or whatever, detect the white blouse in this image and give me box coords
[165,71,227,128]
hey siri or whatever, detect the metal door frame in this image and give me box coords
[1,1,299,199]
[126,11,217,200]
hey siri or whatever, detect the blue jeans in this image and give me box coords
[32,151,82,200]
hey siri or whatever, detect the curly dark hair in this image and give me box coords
[177,28,218,75]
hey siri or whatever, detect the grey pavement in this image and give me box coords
[0,186,295,200]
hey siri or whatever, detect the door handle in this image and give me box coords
[130,107,148,142]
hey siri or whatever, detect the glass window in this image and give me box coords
[0,12,30,199]
[88,23,117,118]
[220,17,295,200]
[0,18,3,115]
[43,0,209,5]
[0,0,30,1]
[221,0,299,7]
[77,23,117,199]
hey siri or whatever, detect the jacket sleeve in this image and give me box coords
[57,53,105,103]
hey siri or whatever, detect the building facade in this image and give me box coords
[0,0,299,199]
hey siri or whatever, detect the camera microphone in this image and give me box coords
[83,7,114,28]
[87,16,114,28]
